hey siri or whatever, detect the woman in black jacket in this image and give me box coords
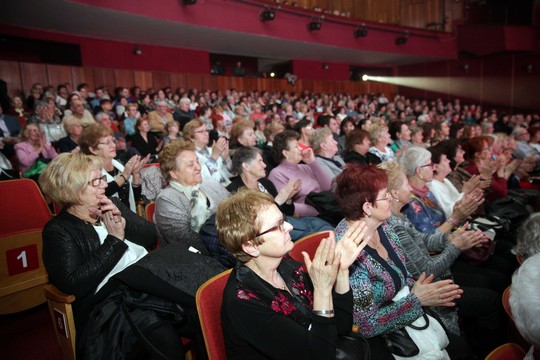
[39,153,185,360]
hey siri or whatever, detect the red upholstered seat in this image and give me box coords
[196,269,232,360]
[484,343,526,360]
[0,178,52,236]
[288,231,331,267]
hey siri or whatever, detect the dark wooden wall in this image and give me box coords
[0,60,397,99]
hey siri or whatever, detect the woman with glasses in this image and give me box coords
[39,153,188,359]
[183,118,233,185]
[80,124,148,213]
[334,164,468,359]
[216,188,371,359]
[398,147,474,234]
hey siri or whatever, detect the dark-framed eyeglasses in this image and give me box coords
[88,175,107,187]
[98,138,118,147]
[419,162,434,168]
[194,129,209,135]
[256,217,286,237]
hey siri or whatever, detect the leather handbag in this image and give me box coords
[336,331,371,360]
[381,314,430,357]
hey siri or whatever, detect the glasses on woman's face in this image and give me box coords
[98,138,118,147]
[88,175,107,187]
[256,217,286,237]
[194,129,209,135]
[375,191,392,201]
[419,162,434,168]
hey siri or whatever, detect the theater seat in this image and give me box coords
[196,269,232,360]
[288,231,331,266]
[484,343,526,360]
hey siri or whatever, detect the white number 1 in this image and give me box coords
[17,251,28,268]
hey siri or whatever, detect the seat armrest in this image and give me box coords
[44,284,76,303]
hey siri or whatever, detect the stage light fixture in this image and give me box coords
[308,20,322,31]
[354,26,368,38]
[133,46,142,56]
[260,9,276,21]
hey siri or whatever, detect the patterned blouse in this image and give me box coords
[335,220,423,338]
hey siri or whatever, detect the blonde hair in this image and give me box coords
[39,153,102,208]
[378,161,406,193]
[183,118,205,141]
[310,127,332,154]
[367,122,389,144]
[216,189,274,263]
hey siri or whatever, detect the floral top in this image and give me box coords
[335,220,423,338]
[368,145,396,162]
[221,257,353,359]
[402,192,446,235]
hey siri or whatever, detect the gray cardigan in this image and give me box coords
[386,213,461,279]
[155,179,229,251]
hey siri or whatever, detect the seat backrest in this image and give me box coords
[484,343,526,360]
[145,201,156,222]
[502,285,513,320]
[289,231,331,265]
[196,269,232,360]
[0,229,49,314]
[0,179,52,236]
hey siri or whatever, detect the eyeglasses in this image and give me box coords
[419,162,433,168]
[98,139,118,147]
[194,130,209,135]
[88,175,107,187]
[375,191,392,201]
[256,217,287,237]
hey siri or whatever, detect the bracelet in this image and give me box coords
[446,216,459,227]
[312,309,334,316]
[119,174,127,182]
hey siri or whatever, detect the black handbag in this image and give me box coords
[381,313,430,357]
[336,331,370,360]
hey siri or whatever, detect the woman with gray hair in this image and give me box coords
[311,127,344,180]
[513,213,540,261]
[398,146,472,234]
[509,253,540,360]
[227,146,333,241]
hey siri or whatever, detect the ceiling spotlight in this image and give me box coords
[354,26,368,38]
[261,9,276,21]
[182,0,197,4]
[133,46,142,56]
[308,20,322,31]
[395,32,408,45]
[362,74,369,81]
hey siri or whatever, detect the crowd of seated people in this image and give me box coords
[4,80,540,359]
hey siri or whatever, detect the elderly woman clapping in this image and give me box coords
[268,130,332,217]
[334,164,469,359]
[155,140,229,251]
[216,189,370,359]
[398,147,479,234]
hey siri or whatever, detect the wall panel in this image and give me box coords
[71,67,95,91]
[133,71,153,91]
[114,69,135,89]
[20,62,48,96]
[93,68,116,93]
[0,60,22,97]
[46,65,72,91]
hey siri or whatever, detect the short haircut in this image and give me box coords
[317,114,331,128]
[216,188,274,263]
[367,123,388,144]
[231,120,254,145]
[397,146,431,177]
[264,121,284,141]
[79,125,113,155]
[513,213,540,260]
[165,120,179,132]
[183,118,205,141]
[159,140,195,183]
[340,117,356,134]
[389,120,405,141]
[95,112,109,123]
[428,139,459,170]
[310,127,332,154]
[272,130,299,164]
[378,161,406,193]
[461,137,487,161]
[19,123,39,142]
[345,129,370,154]
[63,117,82,132]
[231,146,261,175]
[509,253,540,348]
[293,119,311,133]
[335,164,388,220]
[39,153,102,208]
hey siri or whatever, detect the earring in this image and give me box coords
[253,250,260,257]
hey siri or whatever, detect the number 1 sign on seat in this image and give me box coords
[6,244,39,276]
